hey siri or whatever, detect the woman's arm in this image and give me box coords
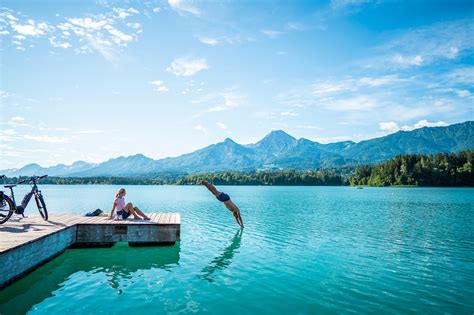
[108,203,116,219]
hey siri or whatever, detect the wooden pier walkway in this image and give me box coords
[0,213,180,288]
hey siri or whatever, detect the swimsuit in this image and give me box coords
[216,192,230,202]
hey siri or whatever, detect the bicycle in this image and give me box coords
[0,175,49,224]
[0,175,15,224]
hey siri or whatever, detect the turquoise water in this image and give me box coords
[0,185,473,314]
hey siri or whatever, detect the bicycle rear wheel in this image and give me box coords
[0,195,14,224]
[35,194,48,221]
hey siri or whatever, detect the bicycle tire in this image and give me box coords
[35,194,48,221]
[0,194,15,224]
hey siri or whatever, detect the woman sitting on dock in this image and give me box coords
[108,188,150,220]
[199,180,244,228]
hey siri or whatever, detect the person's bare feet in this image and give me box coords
[143,216,151,220]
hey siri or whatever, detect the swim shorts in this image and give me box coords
[117,209,131,219]
[216,192,230,202]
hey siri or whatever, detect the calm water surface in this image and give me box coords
[0,185,473,314]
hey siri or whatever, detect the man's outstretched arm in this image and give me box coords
[199,180,220,197]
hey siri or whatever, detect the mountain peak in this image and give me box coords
[263,130,296,141]
[254,130,297,156]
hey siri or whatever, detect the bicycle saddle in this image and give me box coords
[4,184,16,188]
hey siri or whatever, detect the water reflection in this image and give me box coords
[0,243,180,314]
[200,229,243,283]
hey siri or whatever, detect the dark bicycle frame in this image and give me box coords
[5,175,48,215]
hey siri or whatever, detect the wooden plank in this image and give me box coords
[171,213,177,224]
[164,213,171,224]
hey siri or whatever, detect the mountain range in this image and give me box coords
[2,121,473,177]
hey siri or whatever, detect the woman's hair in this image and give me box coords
[116,188,126,198]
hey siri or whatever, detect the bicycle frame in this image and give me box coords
[7,178,42,213]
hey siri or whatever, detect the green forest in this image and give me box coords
[350,150,473,187]
[1,151,472,187]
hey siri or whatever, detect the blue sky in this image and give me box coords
[1,0,473,169]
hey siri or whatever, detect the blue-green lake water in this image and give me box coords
[0,185,473,314]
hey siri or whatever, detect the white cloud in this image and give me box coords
[375,19,474,68]
[106,26,134,43]
[207,106,227,112]
[391,54,423,67]
[196,34,254,46]
[166,57,209,77]
[312,81,354,94]
[113,8,139,19]
[456,90,471,98]
[446,67,474,84]
[126,22,141,29]
[378,121,400,133]
[6,13,18,21]
[13,22,51,36]
[69,17,107,30]
[168,0,201,16]
[153,8,161,13]
[379,120,449,133]
[412,120,449,129]
[261,29,284,38]
[359,75,402,87]
[197,36,219,45]
[192,87,244,114]
[24,135,67,143]
[2,8,141,60]
[280,111,298,117]
[49,36,72,48]
[150,80,169,92]
[195,124,207,133]
[286,22,306,31]
[10,116,25,123]
[216,122,227,129]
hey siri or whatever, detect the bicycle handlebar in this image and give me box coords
[18,175,48,184]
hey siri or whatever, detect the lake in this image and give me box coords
[0,185,473,314]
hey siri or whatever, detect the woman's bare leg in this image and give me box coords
[133,207,150,220]
[124,203,140,219]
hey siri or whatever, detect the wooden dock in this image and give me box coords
[0,213,180,288]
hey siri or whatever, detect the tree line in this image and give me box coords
[349,150,473,186]
[1,151,472,187]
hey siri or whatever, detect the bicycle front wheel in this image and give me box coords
[0,194,15,224]
[35,194,48,221]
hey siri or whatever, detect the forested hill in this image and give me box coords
[349,150,473,186]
